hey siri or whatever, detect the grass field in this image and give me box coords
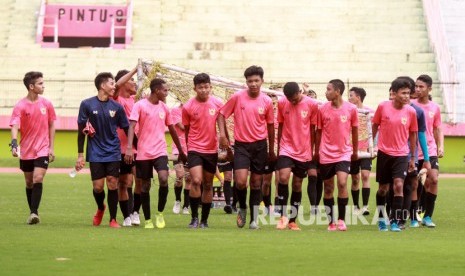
[1,173,464,275]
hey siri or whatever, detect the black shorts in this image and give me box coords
[349,158,372,174]
[233,139,268,174]
[276,156,316,178]
[218,161,233,172]
[90,161,120,181]
[187,151,218,174]
[375,150,408,184]
[319,161,351,180]
[19,156,49,172]
[120,154,136,175]
[263,160,276,174]
[418,156,439,171]
[136,156,169,180]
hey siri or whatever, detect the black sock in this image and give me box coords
[316,174,323,205]
[263,194,271,208]
[237,187,247,209]
[141,192,151,220]
[158,186,168,212]
[390,196,403,223]
[386,188,394,217]
[119,200,130,219]
[249,189,261,222]
[278,183,289,216]
[174,186,182,202]
[402,183,412,222]
[307,175,317,208]
[411,200,418,221]
[274,196,279,207]
[289,191,302,223]
[337,197,348,221]
[93,189,105,211]
[323,197,335,224]
[133,193,141,213]
[232,183,238,207]
[190,196,200,219]
[108,189,118,221]
[424,192,437,218]
[30,183,43,215]
[376,192,386,219]
[351,189,360,209]
[419,184,426,213]
[362,187,370,207]
[183,189,190,208]
[127,188,134,214]
[26,188,32,212]
[201,202,211,223]
[223,181,232,205]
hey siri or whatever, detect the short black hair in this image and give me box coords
[397,76,415,94]
[115,70,129,83]
[283,82,300,98]
[193,73,211,86]
[417,74,433,87]
[391,77,412,93]
[94,72,114,90]
[349,87,367,102]
[244,65,264,79]
[23,71,43,89]
[149,78,166,93]
[329,79,345,95]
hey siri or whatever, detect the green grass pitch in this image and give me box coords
[0,173,464,275]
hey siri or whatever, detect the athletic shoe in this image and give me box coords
[123,217,132,227]
[92,204,106,226]
[337,220,347,231]
[173,200,181,214]
[199,221,209,229]
[361,206,370,216]
[156,213,166,229]
[398,221,406,230]
[353,207,361,216]
[232,205,238,213]
[131,212,140,226]
[327,223,337,231]
[390,222,402,232]
[237,208,246,228]
[276,216,289,230]
[288,222,301,231]
[249,221,260,230]
[109,219,121,228]
[416,210,423,223]
[310,206,319,216]
[410,219,420,228]
[422,216,436,228]
[224,205,233,214]
[144,219,154,229]
[182,207,190,215]
[188,218,199,228]
[378,219,388,232]
[27,213,40,225]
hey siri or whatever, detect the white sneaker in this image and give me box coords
[361,206,370,216]
[123,217,132,227]
[131,212,140,226]
[27,213,40,225]
[182,207,190,215]
[173,200,181,214]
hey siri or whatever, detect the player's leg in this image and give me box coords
[118,156,133,226]
[220,163,234,214]
[423,157,439,227]
[360,158,372,215]
[276,162,291,230]
[320,163,336,230]
[199,154,217,228]
[105,162,120,228]
[307,161,318,215]
[375,151,392,231]
[154,156,170,229]
[335,162,350,231]
[182,164,191,214]
[233,142,251,228]
[187,152,203,228]
[89,162,107,226]
[20,160,35,224]
[172,160,184,214]
[248,140,268,229]
[136,160,154,228]
[350,160,361,211]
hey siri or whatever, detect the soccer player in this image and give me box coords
[348,87,374,215]
[414,74,443,227]
[218,150,234,214]
[10,71,56,224]
[113,67,142,226]
[275,82,318,231]
[372,77,418,232]
[125,78,186,229]
[218,65,276,230]
[76,72,129,228]
[170,103,191,215]
[182,73,224,228]
[315,79,358,231]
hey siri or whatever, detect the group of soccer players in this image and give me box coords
[9,66,443,232]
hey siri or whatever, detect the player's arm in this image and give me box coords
[169,124,187,163]
[351,126,358,161]
[418,130,430,171]
[434,126,444,158]
[184,125,190,146]
[267,123,276,161]
[372,123,379,143]
[176,122,185,131]
[48,120,56,162]
[217,114,229,149]
[10,124,19,157]
[408,131,418,172]
[76,122,86,171]
[114,66,137,99]
[124,120,137,164]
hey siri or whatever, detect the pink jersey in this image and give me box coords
[358,106,375,151]
[129,99,172,160]
[372,101,418,156]
[115,95,137,154]
[9,96,56,160]
[413,99,441,158]
[182,96,224,154]
[219,89,274,143]
[170,105,187,155]
[317,101,359,164]
[278,96,318,162]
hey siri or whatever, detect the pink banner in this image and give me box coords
[43,4,127,38]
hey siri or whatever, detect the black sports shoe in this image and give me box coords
[224,205,233,214]
[188,218,199,228]
[199,221,209,229]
